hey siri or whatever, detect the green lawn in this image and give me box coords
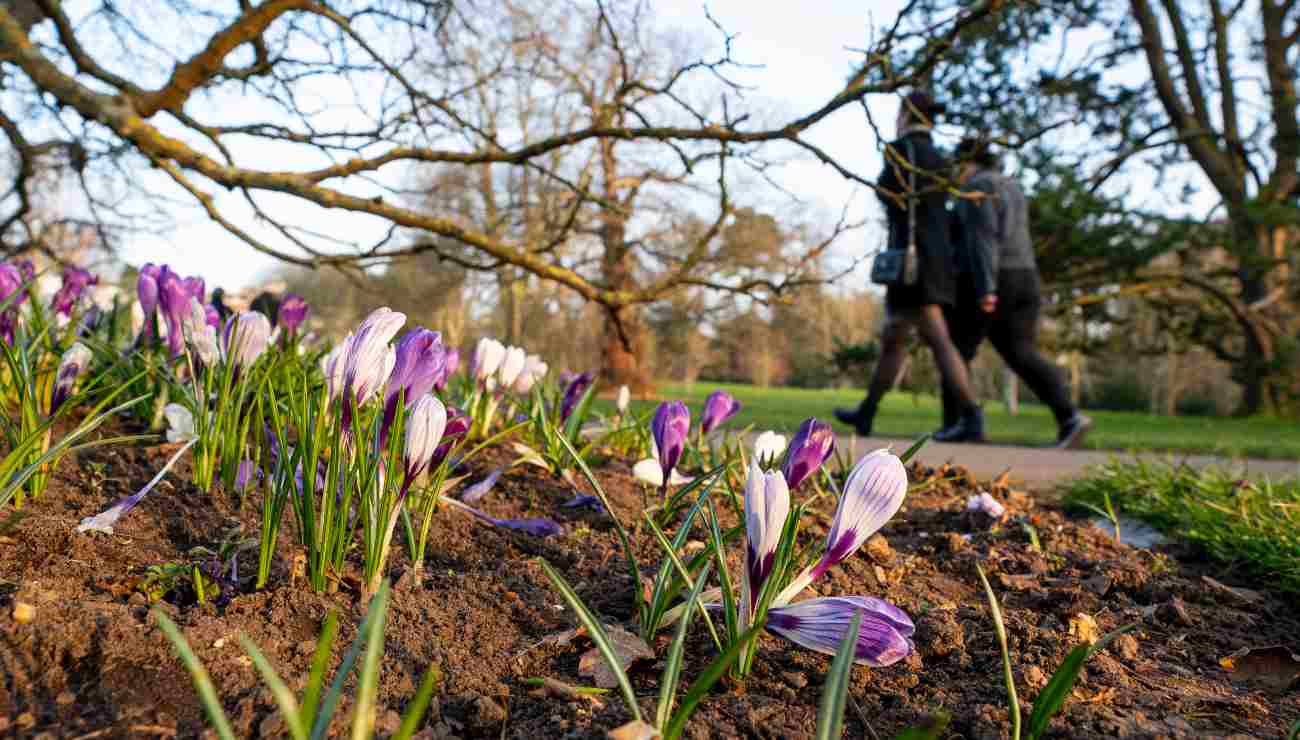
[615,381,1300,460]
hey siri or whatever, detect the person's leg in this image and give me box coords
[915,304,985,441]
[941,301,985,429]
[986,291,1076,426]
[834,312,912,436]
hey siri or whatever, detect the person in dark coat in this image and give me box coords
[835,91,984,440]
[939,137,1091,448]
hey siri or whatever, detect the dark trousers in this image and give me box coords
[942,270,1077,428]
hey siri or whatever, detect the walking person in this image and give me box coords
[938,137,1091,447]
[834,91,985,441]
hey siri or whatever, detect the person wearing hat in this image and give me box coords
[938,136,1091,448]
[834,91,985,441]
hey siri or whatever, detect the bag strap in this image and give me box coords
[903,138,917,251]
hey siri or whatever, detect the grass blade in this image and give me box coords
[311,596,380,740]
[538,558,643,723]
[153,609,237,740]
[975,565,1020,740]
[1025,622,1136,739]
[393,664,441,740]
[891,711,951,739]
[815,609,862,740]
[643,513,722,651]
[661,624,762,740]
[898,435,929,465]
[351,581,391,740]
[656,562,713,730]
[239,636,307,740]
[300,611,339,732]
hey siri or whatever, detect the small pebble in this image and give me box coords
[1114,634,1140,662]
[13,602,35,624]
[864,534,895,564]
[1022,665,1046,689]
[212,637,226,649]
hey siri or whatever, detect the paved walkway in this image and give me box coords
[838,435,1300,490]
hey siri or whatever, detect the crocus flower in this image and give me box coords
[435,348,459,391]
[632,457,690,487]
[966,492,1006,519]
[52,267,97,317]
[753,431,787,466]
[341,307,405,408]
[402,394,447,491]
[158,271,190,355]
[496,346,527,390]
[0,262,26,343]
[384,328,445,438]
[204,304,221,330]
[163,403,197,443]
[650,400,690,490]
[774,449,908,605]
[616,385,630,415]
[783,417,836,489]
[512,354,547,395]
[441,495,563,537]
[49,342,91,415]
[701,390,741,434]
[743,459,790,610]
[182,299,221,366]
[766,596,915,667]
[473,338,505,385]
[461,468,504,504]
[181,276,205,303]
[235,459,255,492]
[277,293,309,333]
[135,264,160,338]
[430,407,471,470]
[321,343,346,401]
[560,371,594,422]
[223,311,272,370]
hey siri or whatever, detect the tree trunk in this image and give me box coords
[601,303,652,393]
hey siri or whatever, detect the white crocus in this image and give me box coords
[513,354,547,394]
[225,310,272,369]
[616,385,630,414]
[404,394,448,482]
[742,459,790,608]
[496,345,527,389]
[632,436,690,487]
[163,403,197,443]
[473,337,506,383]
[753,431,787,465]
[343,307,405,405]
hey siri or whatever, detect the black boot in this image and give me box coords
[934,408,984,443]
[833,400,874,437]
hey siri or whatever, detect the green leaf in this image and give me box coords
[661,624,762,740]
[538,558,643,723]
[975,565,1020,740]
[891,711,951,740]
[153,609,237,740]
[350,582,392,740]
[815,610,862,740]
[300,611,339,732]
[656,562,714,730]
[1025,623,1137,739]
[240,636,308,740]
[393,664,441,740]
[311,591,382,740]
[898,435,929,465]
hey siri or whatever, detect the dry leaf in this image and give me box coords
[1221,645,1300,692]
[607,719,659,740]
[530,677,605,708]
[1201,576,1263,604]
[1068,613,1100,645]
[579,625,654,688]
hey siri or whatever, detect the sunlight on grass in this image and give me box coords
[611,381,1300,459]
[1064,461,1300,594]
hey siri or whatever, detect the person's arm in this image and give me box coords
[959,179,999,301]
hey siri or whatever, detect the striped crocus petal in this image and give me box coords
[744,459,789,607]
[766,596,914,667]
[774,449,907,605]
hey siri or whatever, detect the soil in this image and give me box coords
[2,428,1298,739]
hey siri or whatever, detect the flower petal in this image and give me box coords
[766,596,914,667]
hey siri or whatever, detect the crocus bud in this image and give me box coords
[701,390,741,434]
[235,460,255,492]
[560,371,593,421]
[436,348,460,391]
[321,342,347,402]
[783,417,836,489]
[473,337,505,384]
[753,431,787,466]
[512,354,547,395]
[0,262,24,343]
[403,394,447,489]
[497,345,527,390]
[384,328,445,438]
[0,262,24,306]
[743,459,790,607]
[52,267,97,317]
[774,449,907,605]
[616,385,630,415]
[204,304,220,330]
[342,307,405,406]
[223,311,272,369]
[277,293,309,333]
[136,265,160,337]
[183,298,220,366]
[163,403,197,443]
[650,400,690,489]
[158,272,189,356]
[766,596,914,667]
[49,342,92,415]
[181,276,205,302]
[430,407,471,469]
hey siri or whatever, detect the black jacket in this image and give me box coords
[876,130,955,308]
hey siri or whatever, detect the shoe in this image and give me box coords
[934,409,985,443]
[1056,413,1092,449]
[833,404,873,437]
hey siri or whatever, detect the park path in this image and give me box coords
[839,435,1300,491]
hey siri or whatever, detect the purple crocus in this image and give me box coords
[430,406,471,469]
[774,449,908,605]
[651,400,690,492]
[435,348,460,392]
[49,342,92,415]
[277,293,309,333]
[222,311,272,370]
[0,261,26,343]
[235,459,255,492]
[783,417,836,489]
[52,267,97,317]
[402,394,447,493]
[560,371,594,422]
[442,495,563,537]
[135,264,161,338]
[766,596,915,667]
[383,328,445,440]
[340,306,405,408]
[158,271,190,356]
[204,304,221,330]
[701,390,741,434]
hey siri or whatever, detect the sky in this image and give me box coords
[119,0,914,291]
